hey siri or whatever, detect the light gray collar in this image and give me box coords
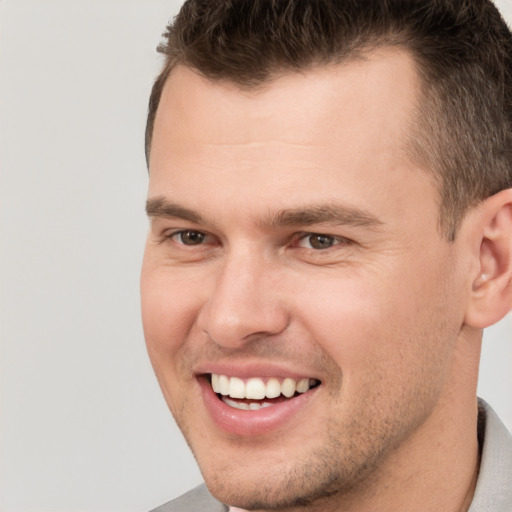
[468,399,512,511]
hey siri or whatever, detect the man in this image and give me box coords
[140,1,512,511]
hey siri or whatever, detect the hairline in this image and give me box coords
[145,42,463,241]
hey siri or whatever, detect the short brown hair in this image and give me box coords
[146,0,512,239]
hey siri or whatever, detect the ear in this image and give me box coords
[464,189,512,329]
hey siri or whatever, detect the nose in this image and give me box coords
[196,251,289,348]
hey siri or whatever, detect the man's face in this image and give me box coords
[141,51,472,509]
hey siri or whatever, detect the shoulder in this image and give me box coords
[469,399,512,512]
[149,484,227,512]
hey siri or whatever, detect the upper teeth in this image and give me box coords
[211,374,315,400]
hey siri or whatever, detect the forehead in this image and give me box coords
[148,49,435,230]
[151,48,420,165]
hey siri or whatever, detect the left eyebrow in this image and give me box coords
[262,204,383,230]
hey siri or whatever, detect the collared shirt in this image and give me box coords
[152,400,512,512]
[468,399,512,511]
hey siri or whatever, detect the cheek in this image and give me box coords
[293,270,394,360]
[140,267,207,415]
[140,263,203,354]
[140,267,201,417]
[291,261,454,392]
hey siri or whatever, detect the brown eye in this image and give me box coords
[299,234,337,250]
[176,230,206,245]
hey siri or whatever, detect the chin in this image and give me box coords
[203,471,340,511]
[192,434,375,511]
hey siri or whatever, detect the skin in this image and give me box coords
[141,49,497,511]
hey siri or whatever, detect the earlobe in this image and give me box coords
[464,189,512,329]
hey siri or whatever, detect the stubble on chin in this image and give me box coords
[193,375,444,512]
[196,414,399,511]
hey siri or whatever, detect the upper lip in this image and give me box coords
[194,362,321,381]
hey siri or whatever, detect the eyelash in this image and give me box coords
[294,233,350,250]
[168,230,214,246]
[166,229,351,252]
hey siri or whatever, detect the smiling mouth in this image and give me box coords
[208,374,321,411]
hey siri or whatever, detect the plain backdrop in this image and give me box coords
[1,1,511,511]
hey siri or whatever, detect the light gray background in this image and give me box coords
[1,1,511,511]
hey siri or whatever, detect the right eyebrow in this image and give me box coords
[145,196,204,224]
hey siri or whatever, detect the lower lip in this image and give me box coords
[199,377,318,437]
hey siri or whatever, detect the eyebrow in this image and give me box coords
[146,197,204,224]
[146,196,382,230]
[263,204,383,230]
